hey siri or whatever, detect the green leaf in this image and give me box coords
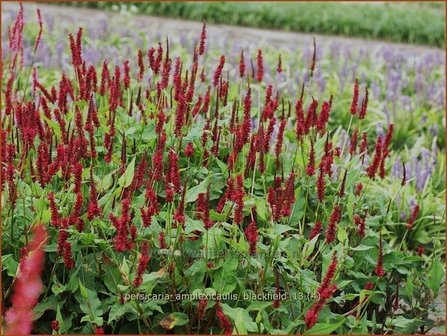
[56,305,66,334]
[118,157,136,188]
[303,234,319,259]
[103,265,122,294]
[108,302,134,324]
[142,124,156,142]
[159,312,189,330]
[350,244,375,251]
[215,158,228,174]
[221,304,258,333]
[34,296,62,320]
[255,197,269,222]
[273,224,295,235]
[337,226,348,243]
[169,312,189,326]
[141,269,166,294]
[76,283,104,324]
[2,254,18,277]
[185,218,205,234]
[42,116,62,138]
[428,256,444,295]
[305,317,345,334]
[37,209,51,224]
[185,122,204,140]
[213,257,239,294]
[79,280,89,299]
[185,176,211,203]
[404,276,414,303]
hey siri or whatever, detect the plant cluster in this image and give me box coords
[1,5,445,335]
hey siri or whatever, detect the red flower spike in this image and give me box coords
[264,117,276,153]
[215,302,232,335]
[160,55,172,90]
[239,50,245,78]
[199,20,206,55]
[310,37,316,78]
[201,86,211,114]
[167,149,181,193]
[213,55,225,87]
[277,54,282,73]
[72,161,83,194]
[354,214,366,237]
[158,231,166,249]
[306,143,316,176]
[99,60,110,95]
[317,100,331,133]
[317,252,338,296]
[309,221,322,240]
[350,78,359,115]
[133,242,150,288]
[417,245,424,256]
[401,162,407,186]
[137,48,144,81]
[51,320,60,332]
[383,123,394,151]
[355,183,363,196]
[240,87,252,145]
[197,298,207,320]
[316,169,325,202]
[5,224,47,335]
[48,192,61,228]
[365,282,374,290]
[366,135,383,179]
[325,205,341,244]
[359,87,368,119]
[95,326,105,335]
[305,98,318,133]
[406,204,420,229]
[36,141,50,186]
[349,128,359,155]
[123,60,130,89]
[281,171,296,217]
[33,8,43,53]
[275,119,287,169]
[244,220,258,255]
[305,251,338,329]
[111,197,134,252]
[184,142,195,157]
[375,231,385,277]
[245,135,257,175]
[256,49,264,82]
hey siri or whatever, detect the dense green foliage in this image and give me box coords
[62,1,446,47]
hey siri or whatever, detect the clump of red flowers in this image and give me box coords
[305,251,338,329]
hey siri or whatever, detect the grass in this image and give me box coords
[61,1,446,47]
